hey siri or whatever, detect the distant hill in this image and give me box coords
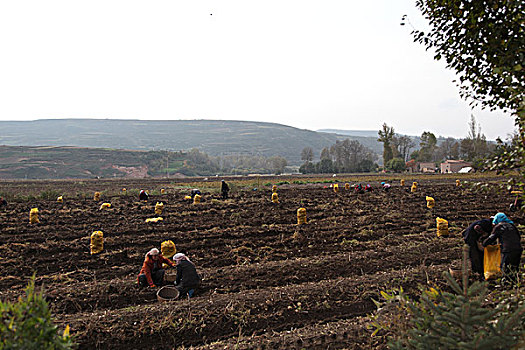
[0,119,383,164]
[317,129,379,138]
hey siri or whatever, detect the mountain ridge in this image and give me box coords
[0,119,383,164]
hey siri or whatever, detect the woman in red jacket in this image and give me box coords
[138,248,175,288]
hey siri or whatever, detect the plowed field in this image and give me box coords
[1,175,523,349]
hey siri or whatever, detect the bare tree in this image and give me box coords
[300,147,314,163]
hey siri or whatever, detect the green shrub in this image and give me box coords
[39,189,62,201]
[0,276,75,349]
[370,246,525,349]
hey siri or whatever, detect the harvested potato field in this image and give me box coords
[0,175,523,349]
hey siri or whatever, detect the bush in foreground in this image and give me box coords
[0,276,74,349]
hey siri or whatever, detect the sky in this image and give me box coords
[0,1,517,140]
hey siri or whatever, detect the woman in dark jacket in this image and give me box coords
[483,213,523,284]
[173,253,201,298]
[221,180,230,199]
[462,218,492,278]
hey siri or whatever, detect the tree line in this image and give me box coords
[298,114,507,174]
[299,139,378,174]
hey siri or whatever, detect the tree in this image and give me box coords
[330,139,376,173]
[405,1,524,113]
[316,158,334,173]
[269,156,287,175]
[1,276,74,349]
[435,137,458,161]
[385,157,406,173]
[378,123,395,165]
[371,247,525,349]
[418,131,437,162]
[406,1,524,192]
[392,135,416,161]
[300,147,314,163]
[320,147,331,160]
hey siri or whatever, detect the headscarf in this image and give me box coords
[492,212,514,225]
[173,252,191,263]
[145,248,159,259]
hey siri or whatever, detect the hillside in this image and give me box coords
[0,119,382,164]
[0,145,186,179]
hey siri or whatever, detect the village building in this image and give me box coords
[440,159,472,173]
[419,162,437,173]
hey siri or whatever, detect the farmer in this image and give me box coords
[139,190,149,201]
[0,197,7,207]
[138,248,175,288]
[190,189,201,199]
[354,183,364,194]
[462,218,492,279]
[381,182,391,191]
[221,180,230,199]
[173,253,201,298]
[364,184,373,192]
[483,213,523,285]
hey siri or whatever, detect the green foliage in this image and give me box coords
[378,123,395,165]
[407,1,524,192]
[0,276,75,349]
[385,158,406,173]
[39,189,62,201]
[406,1,524,113]
[417,131,437,162]
[370,247,525,350]
[386,272,525,349]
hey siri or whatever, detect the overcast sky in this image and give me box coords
[0,1,516,140]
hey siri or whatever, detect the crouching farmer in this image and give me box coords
[138,248,175,288]
[173,253,201,298]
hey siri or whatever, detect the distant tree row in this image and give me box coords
[377,115,495,171]
[149,149,288,176]
[299,139,378,174]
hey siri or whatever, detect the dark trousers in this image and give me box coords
[138,269,165,287]
[222,191,228,199]
[501,249,523,284]
[469,245,484,276]
[175,283,200,298]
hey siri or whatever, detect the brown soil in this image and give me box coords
[0,175,523,349]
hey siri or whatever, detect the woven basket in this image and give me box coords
[157,286,179,302]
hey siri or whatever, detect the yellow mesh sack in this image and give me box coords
[297,208,307,225]
[184,195,192,200]
[145,217,163,223]
[333,184,339,193]
[193,194,201,204]
[57,196,63,203]
[94,192,101,201]
[272,185,277,192]
[436,217,449,237]
[161,240,177,259]
[122,188,126,192]
[155,202,164,215]
[411,182,417,193]
[345,183,350,190]
[90,231,103,255]
[99,203,111,210]
[29,208,39,224]
[456,179,461,187]
[426,196,435,209]
[484,245,501,280]
[400,179,405,186]
[271,192,279,203]
[161,188,166,194]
